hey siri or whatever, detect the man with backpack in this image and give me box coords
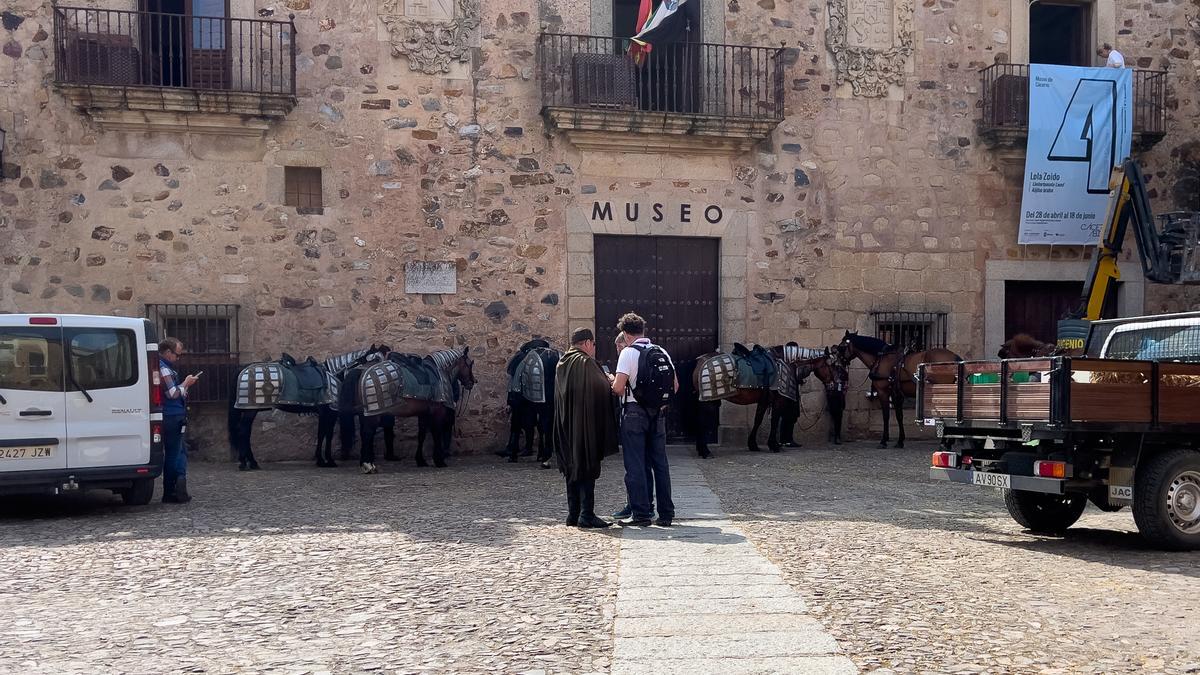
[610,312,678,527]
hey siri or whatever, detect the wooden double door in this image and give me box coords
[594,235,720,441]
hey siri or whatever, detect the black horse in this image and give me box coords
[354,347,476,473]
[227,346,385,469]
[504,340,560,464]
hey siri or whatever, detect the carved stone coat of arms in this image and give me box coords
[379,0,480,74]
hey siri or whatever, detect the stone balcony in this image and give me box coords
[537,33,786,155]
[52,5,296,134]
[978,63,1167,154]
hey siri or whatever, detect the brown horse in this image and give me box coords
[688,344,843,456]
[998,333,1084,358]
[836,331,962,448]
[810,352,849,445]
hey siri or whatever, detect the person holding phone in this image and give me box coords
[158,337,198,504]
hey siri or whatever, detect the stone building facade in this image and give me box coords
[1,0,1199,458]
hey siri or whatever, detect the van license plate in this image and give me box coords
[971,471,1011,489]
[0,446,54,460]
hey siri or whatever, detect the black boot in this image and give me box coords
[565,480,581,526]
[162,479,179,503]
[577,481,610,529]
[174,477,192,504]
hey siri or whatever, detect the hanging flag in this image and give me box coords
[628,0,654,65]
[628,0,692,64]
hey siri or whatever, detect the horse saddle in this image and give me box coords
[733,344,778,389]
[389,353,440,386]
[276,353,330,406]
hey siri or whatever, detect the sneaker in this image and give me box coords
[618,517,652,527]
[612,505,633,519]
[654,517,673,527]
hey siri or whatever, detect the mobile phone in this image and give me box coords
[602,365,611,375]
[194,371,204,377]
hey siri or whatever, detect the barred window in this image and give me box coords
[284,166,323,213]
[145,304,241,402]
[872,311,948,350]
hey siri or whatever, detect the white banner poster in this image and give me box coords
[1018,64,1133,245]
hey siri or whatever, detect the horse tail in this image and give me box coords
[340,367,363,412]
[227,375,240,448]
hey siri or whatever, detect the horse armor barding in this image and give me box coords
[234,363,285,410]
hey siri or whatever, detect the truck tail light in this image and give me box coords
[932,451,958,468]
[151,421,163,445]
[1034,460,1067,479]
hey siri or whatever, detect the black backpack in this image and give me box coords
[631,344,675,409]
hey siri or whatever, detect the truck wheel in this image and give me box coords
[1003,489,1087,534]
[120,478,155,506]
[1133,449,1200,551]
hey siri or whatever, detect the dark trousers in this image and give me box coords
[621,404,674,521]
[566,478,597,523]
[163,414,188,495]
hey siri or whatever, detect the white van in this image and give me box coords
[0,314,164,504]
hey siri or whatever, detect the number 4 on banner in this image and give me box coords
[1047,78,1118,194]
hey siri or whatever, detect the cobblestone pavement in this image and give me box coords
[2,443,1198,675]
[697,442,1200,675]
[0,457,625,674]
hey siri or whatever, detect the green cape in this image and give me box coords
[552,347,619,482]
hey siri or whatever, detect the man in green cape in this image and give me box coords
[553,327,619,528]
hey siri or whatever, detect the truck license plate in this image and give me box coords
[971,471,1011,489]
[0,446,53,460]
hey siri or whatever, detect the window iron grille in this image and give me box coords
[145,303,241,402]
[871,311,949,351]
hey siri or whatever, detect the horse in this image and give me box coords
[998,333,1084,358]
[504,340,560,464]
[810,351,849,445]
[227,345,387,469]
[354,347,476,473]
[836,331,962,448]
[690,343,836,457]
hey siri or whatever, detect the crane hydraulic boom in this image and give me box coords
[1056,159,1200,350]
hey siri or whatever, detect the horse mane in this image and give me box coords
[429,348,467,372]
[847,333,891,354]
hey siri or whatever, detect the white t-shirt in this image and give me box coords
[616,337,675,404]
[1106,49,1125,68]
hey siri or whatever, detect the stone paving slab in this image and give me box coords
[614,630,841,659]
[612,449,854,673]
[614,613,826,637]
[612,656,858,675]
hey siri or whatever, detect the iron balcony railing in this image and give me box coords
[980,63,1166,139]
[53,5,295,95]
[538,33,785,121]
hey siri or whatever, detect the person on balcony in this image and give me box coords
[1098,43,1125,68]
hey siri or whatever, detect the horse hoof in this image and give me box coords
[878,442,888,449]
[895,442,905,449]
[326,461,338,468]
[434,461,448,468]
[833,439,842,446]
[768,445,781,453]
[698,451,713,459]
[360,463,376,475]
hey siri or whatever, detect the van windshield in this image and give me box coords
[0,328,66,392]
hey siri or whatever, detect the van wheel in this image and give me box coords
[1133,449,1200,551]
[120,478,155,506]
[1003,489,1087,534]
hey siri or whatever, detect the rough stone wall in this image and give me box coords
[2,0,1200,457]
